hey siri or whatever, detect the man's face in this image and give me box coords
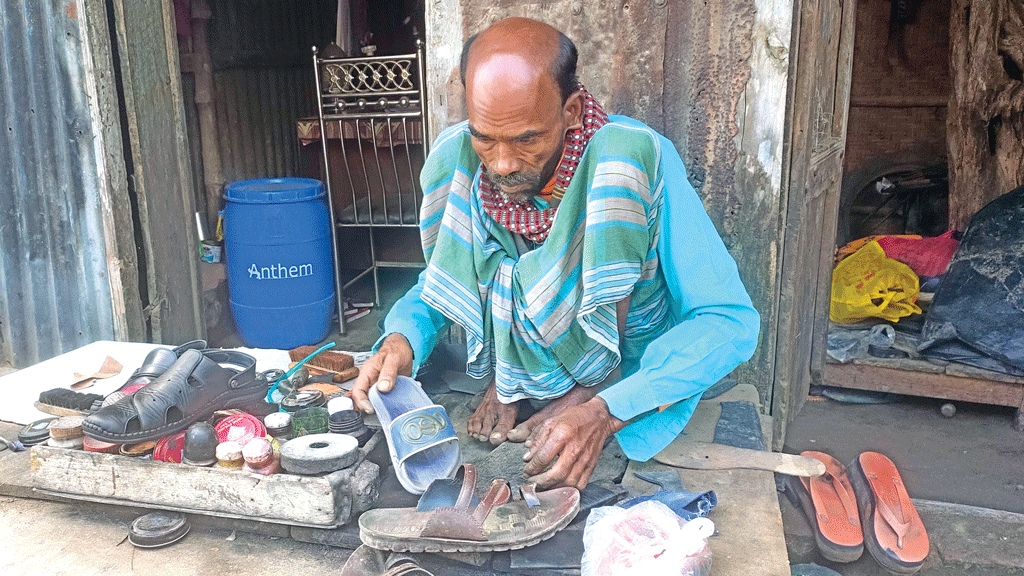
[466,61,571,203]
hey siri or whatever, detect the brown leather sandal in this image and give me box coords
[358,463,579,553]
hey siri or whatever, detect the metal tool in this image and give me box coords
[0,435,26,452]
[634,469,687,492]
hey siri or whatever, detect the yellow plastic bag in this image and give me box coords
[830,240,922,323]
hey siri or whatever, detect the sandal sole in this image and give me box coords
[787,475,864,563]
[358,498,579,554]
[849,455,926,574]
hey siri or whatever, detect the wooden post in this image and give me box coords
[191,0,224,234]
[947,0,1024,229]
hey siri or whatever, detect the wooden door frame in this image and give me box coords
[107,0,205,344]
[772,0,857,447]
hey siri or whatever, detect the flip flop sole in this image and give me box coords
[850,454,928,574]
[788,476,864,563]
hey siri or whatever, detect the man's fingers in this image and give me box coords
[376,351,403,393]
[351,358,382,414]
[529,452,577,489]
[523,424,568,476]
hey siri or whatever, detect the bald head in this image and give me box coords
[460,18,578,104]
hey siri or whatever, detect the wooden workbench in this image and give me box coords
[623,384,792,576]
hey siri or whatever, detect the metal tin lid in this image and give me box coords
[128,511,191,549]
[241,437,274,467]
[216,440,243,462]
[153,431,187,463]
[223,178,324,204]
[19,418,56,446]
[83,436,120,454]
[215,413,266,446]
[281,390,326,413]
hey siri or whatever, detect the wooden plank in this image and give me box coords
[947,0,1024,230]
[80,0,145,342]
[110,0,204,344]
[654,441,825,476]
[773,0,857,447]
[624,384,790,576]
[824,362,1024,408]
[30,445,357,527]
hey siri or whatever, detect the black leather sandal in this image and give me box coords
[82,349,266,443]
[95,340,208,410]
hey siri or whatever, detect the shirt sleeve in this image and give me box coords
[373,268,451,375]
[597,135,761,462]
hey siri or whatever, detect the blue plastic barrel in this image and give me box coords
[222,178,335,348]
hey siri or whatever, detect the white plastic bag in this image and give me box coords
[580,500,714,576]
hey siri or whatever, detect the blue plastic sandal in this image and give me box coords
[369,375,461,494]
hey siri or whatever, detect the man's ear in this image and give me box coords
[562,91,584,131]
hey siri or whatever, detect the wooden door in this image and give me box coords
[108,0,204,343]
[772,0,857,446]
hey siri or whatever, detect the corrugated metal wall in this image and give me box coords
[0,0,116,368]
[182,0,336,198]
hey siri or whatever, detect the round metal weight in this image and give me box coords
[128,511,191,549]
[280,433,358,475]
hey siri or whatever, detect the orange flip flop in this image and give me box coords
[789,451,864,562]
[850,452,929,574]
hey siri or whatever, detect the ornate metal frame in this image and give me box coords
[313,41,430,332]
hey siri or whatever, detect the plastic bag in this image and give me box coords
[876,230,959,277]
[581,501,714,576]
[830,241,922,323]
[827,324,896,363]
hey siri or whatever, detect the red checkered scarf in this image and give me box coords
[479,85,609,244]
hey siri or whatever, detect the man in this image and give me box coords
[352,17,759,490]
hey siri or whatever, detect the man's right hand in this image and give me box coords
[351,333,414,413]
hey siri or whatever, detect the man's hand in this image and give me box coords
[522,396,626,490]
[351,333,414,413]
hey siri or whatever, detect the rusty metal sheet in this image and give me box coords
[0,0,118,368]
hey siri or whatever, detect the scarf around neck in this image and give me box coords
[479,85,609,244]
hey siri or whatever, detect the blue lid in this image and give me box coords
[224,178,325,204]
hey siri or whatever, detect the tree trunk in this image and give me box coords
[947,0,1024,230]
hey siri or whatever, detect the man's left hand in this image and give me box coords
[522,396,626,490]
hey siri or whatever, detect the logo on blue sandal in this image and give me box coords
[401,411,448,444]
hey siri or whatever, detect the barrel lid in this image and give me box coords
[224,178,324,204]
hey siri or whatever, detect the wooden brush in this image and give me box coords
[288,345,355,374]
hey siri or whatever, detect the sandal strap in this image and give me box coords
[869,475,913,549]
[454,464,478,511]
[519,483,541,508]
[199,350,257,388]
[471,479,511,524]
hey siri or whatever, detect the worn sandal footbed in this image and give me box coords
[788,451,863,563]
[82,349,266,444]
[849,452,929,574]
[358,463,579,553]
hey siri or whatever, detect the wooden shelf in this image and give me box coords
[824,361,1024,428]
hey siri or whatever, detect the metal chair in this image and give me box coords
[313,41,429,333]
